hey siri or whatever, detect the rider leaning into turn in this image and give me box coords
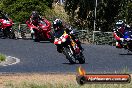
[53,18,84,53]
[0,10,13,38]
[113,20,131,48]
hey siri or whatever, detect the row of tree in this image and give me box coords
[65,0,132,31]
[0,0,53,23]
[0,0,131,32]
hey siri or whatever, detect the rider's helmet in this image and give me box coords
[0,10,9,20]
[31,11,40,25]
[115,20,125,29]
[31,11,40,21]
[53,19,63,31]
[31,11,39,18]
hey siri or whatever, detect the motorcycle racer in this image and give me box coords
[113,20,131,48]
[26,11,50,34]
[53,18,84,53]
[0,10,14,38]
[26,11,52,41]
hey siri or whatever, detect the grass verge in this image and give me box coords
[0,73,131,88]
[0,54,6,62]
[4,82,132,88]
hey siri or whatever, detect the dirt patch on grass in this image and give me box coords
[0,73,77,87]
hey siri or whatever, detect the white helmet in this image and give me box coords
[115,20,124,28]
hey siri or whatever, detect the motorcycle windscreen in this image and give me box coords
[40,21,47,26]
[54,29,64,38]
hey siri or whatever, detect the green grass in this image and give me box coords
[4,82,132,88]
[0,54,6,62]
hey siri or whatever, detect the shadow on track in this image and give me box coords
[39,41,51,43]
[62,62,88,65]
[119,53,132,55]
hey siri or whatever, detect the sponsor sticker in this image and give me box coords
[76,66,131,85]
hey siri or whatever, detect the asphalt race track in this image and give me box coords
[0,38,132,73]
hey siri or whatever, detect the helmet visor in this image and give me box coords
[116,24,122,27]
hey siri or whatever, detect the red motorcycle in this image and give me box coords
[26,19,54,42]
[0,14,15,39]
[54,30,85,64]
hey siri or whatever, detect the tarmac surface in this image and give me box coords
[0,39,132,73]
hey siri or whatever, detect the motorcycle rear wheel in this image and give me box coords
[77,53,85,64]
[126,42,132,52]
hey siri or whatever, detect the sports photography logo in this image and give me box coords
[76,66,131,85]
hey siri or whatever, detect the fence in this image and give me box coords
[75,30,116,45]
[92,31,115,45]
[12,23,31,39]
[12,23,116,45]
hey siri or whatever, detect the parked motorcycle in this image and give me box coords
[54,30,85,64]
[0,14,15,39]
[26,19,54,42]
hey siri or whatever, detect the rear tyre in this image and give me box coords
[63,47,75,64]
[78,53,85,64]
[127,42,132,52]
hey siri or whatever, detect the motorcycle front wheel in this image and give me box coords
[4,29,15,39]
[48,32,55,43]
[8,30,15,39]
[63,47,75,64]
[32,32,40,42]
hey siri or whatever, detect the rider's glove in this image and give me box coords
[70,30,74,34]
[120,38,124,42]
[126,38,131,41]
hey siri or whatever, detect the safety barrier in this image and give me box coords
[77,30,116,45]
[12,23,31,39]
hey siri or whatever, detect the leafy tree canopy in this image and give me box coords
[65,0,132,31]
[0,0,53,23]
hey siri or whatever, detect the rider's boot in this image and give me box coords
[116,41,122,48]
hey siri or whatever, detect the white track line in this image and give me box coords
[1,56,20,66]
